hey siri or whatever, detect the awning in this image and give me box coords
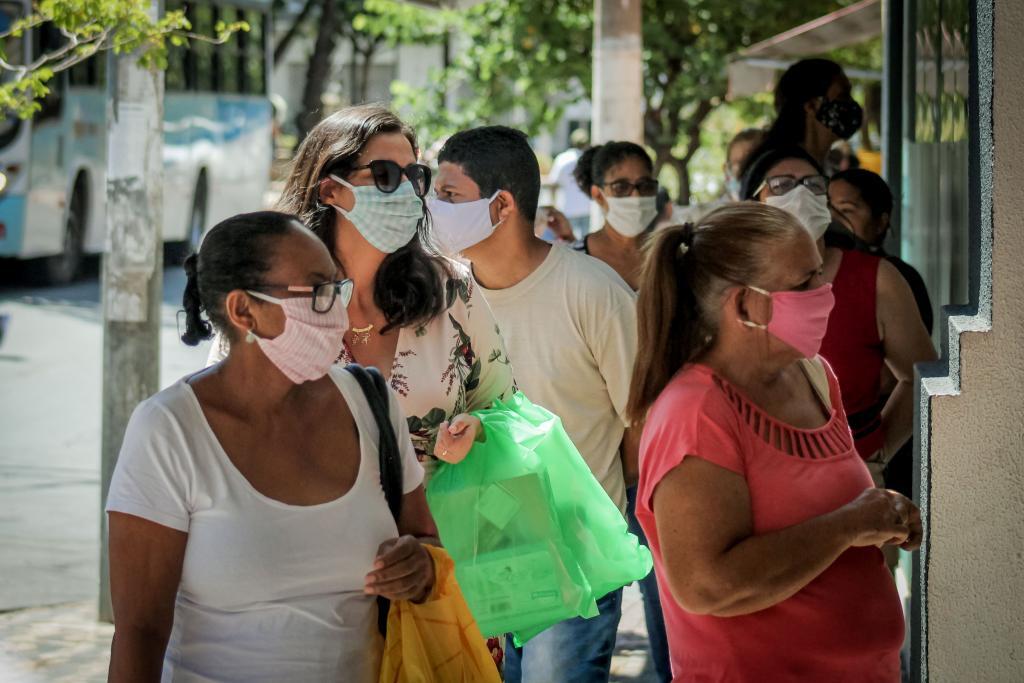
[728,0,882,99]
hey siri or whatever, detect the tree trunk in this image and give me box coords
[673,98,716,205]
[295,0,340,145]
[273,0,317,66]
[355,37,381,104]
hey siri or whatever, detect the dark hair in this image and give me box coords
[742,59,844,177]
[181,211,302,346]
[573,141,654,195]
[626,203,805,424]
[740,145,823,201]
[831,168,893,218]
[437,125,541,222]
[277,104,451,334]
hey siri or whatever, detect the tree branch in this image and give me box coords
[274,0,317,66]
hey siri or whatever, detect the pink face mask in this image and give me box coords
[245,290,349,384]
[740,283,835,358]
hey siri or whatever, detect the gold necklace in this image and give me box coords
[351,323,374,345]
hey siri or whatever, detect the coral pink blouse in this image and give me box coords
[636,361,904,682]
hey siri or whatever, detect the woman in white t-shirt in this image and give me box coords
[105,212,475,682]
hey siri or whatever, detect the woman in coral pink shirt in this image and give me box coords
[626,204,922,682]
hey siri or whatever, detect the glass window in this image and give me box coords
[243,10,266,95]
[217,6,240,93]
[192,3,216,91]
[164,0,186,91]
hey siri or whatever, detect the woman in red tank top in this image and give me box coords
[627,205,921,682]
[747,151,936,479]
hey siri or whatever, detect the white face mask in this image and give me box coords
[426,191,502,256]
[765,185,832,240]
[603,195,659,237]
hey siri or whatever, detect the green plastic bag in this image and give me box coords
[426,392,653,646]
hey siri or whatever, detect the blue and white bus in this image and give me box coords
[0,0,273,284]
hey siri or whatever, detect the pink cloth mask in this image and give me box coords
[245,290,349,383]
[741,283,835,358]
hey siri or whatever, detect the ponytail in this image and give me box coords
[626,223,704,424]
[572,141,653,196]
[573,146,600,194]
[181,253,213,346]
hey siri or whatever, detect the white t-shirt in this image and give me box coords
[105,367,424,683]
[477,244,637,513]
[548,148,591,219]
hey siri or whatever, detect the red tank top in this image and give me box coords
[820,249,886,459]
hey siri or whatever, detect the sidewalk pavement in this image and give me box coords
[0,583,660,682]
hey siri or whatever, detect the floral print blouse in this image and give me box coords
[338,268,515,465]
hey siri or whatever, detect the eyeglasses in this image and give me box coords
[601,177,659,198]
[349,159,432,197]
[249,278,354,313]
[757,174,829,197]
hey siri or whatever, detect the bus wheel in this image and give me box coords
[168,172,207,264]
[30,189,85,286]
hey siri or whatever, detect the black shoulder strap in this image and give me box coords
[344,365,403,521]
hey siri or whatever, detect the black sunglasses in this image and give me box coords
[349,160,432,197]
[601,177,659,198]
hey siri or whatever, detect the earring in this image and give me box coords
[245,329,256,344]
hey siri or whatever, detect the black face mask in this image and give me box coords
[816,98,863,140]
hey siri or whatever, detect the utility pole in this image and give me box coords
[592,0,644,144]
[99,0,164,623]
[590,0,644,231]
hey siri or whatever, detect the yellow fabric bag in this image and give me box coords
[378,545,501,683]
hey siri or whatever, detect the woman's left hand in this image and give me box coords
[365,536,435,603]
[434,413,481,464]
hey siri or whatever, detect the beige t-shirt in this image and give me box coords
[477,244,637,513]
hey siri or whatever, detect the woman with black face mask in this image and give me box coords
[742,58,864,178]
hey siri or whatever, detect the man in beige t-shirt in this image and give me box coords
[427,125,638,683]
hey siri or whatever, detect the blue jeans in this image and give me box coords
[627,485,673,683]
[504,588,622,683]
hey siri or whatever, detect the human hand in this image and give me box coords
[839,487,920,549]
[434,413,481,464]
[364,536,435,603]
[545,207,575,241]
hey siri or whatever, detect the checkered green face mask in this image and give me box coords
[330,174,424,254]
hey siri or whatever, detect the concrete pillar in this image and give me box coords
[98,0,164,623]
[592,0,643,144]
[920,0,1024,679]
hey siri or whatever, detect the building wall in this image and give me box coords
[925,0,1024,679]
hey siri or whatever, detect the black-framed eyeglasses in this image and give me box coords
[248,278,354,313]
[350,159,432,197]
[757,174,829,197]
[601,177,659,198]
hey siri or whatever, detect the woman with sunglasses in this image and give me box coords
[211,105,514,480]
[569,141,664,290]
[106,212,446,682]
[743,147,936,489]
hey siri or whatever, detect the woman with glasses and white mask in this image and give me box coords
[210,106,514,478]
[106,212,447,682]
[742,147,936,488]
[568,141,665,290]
